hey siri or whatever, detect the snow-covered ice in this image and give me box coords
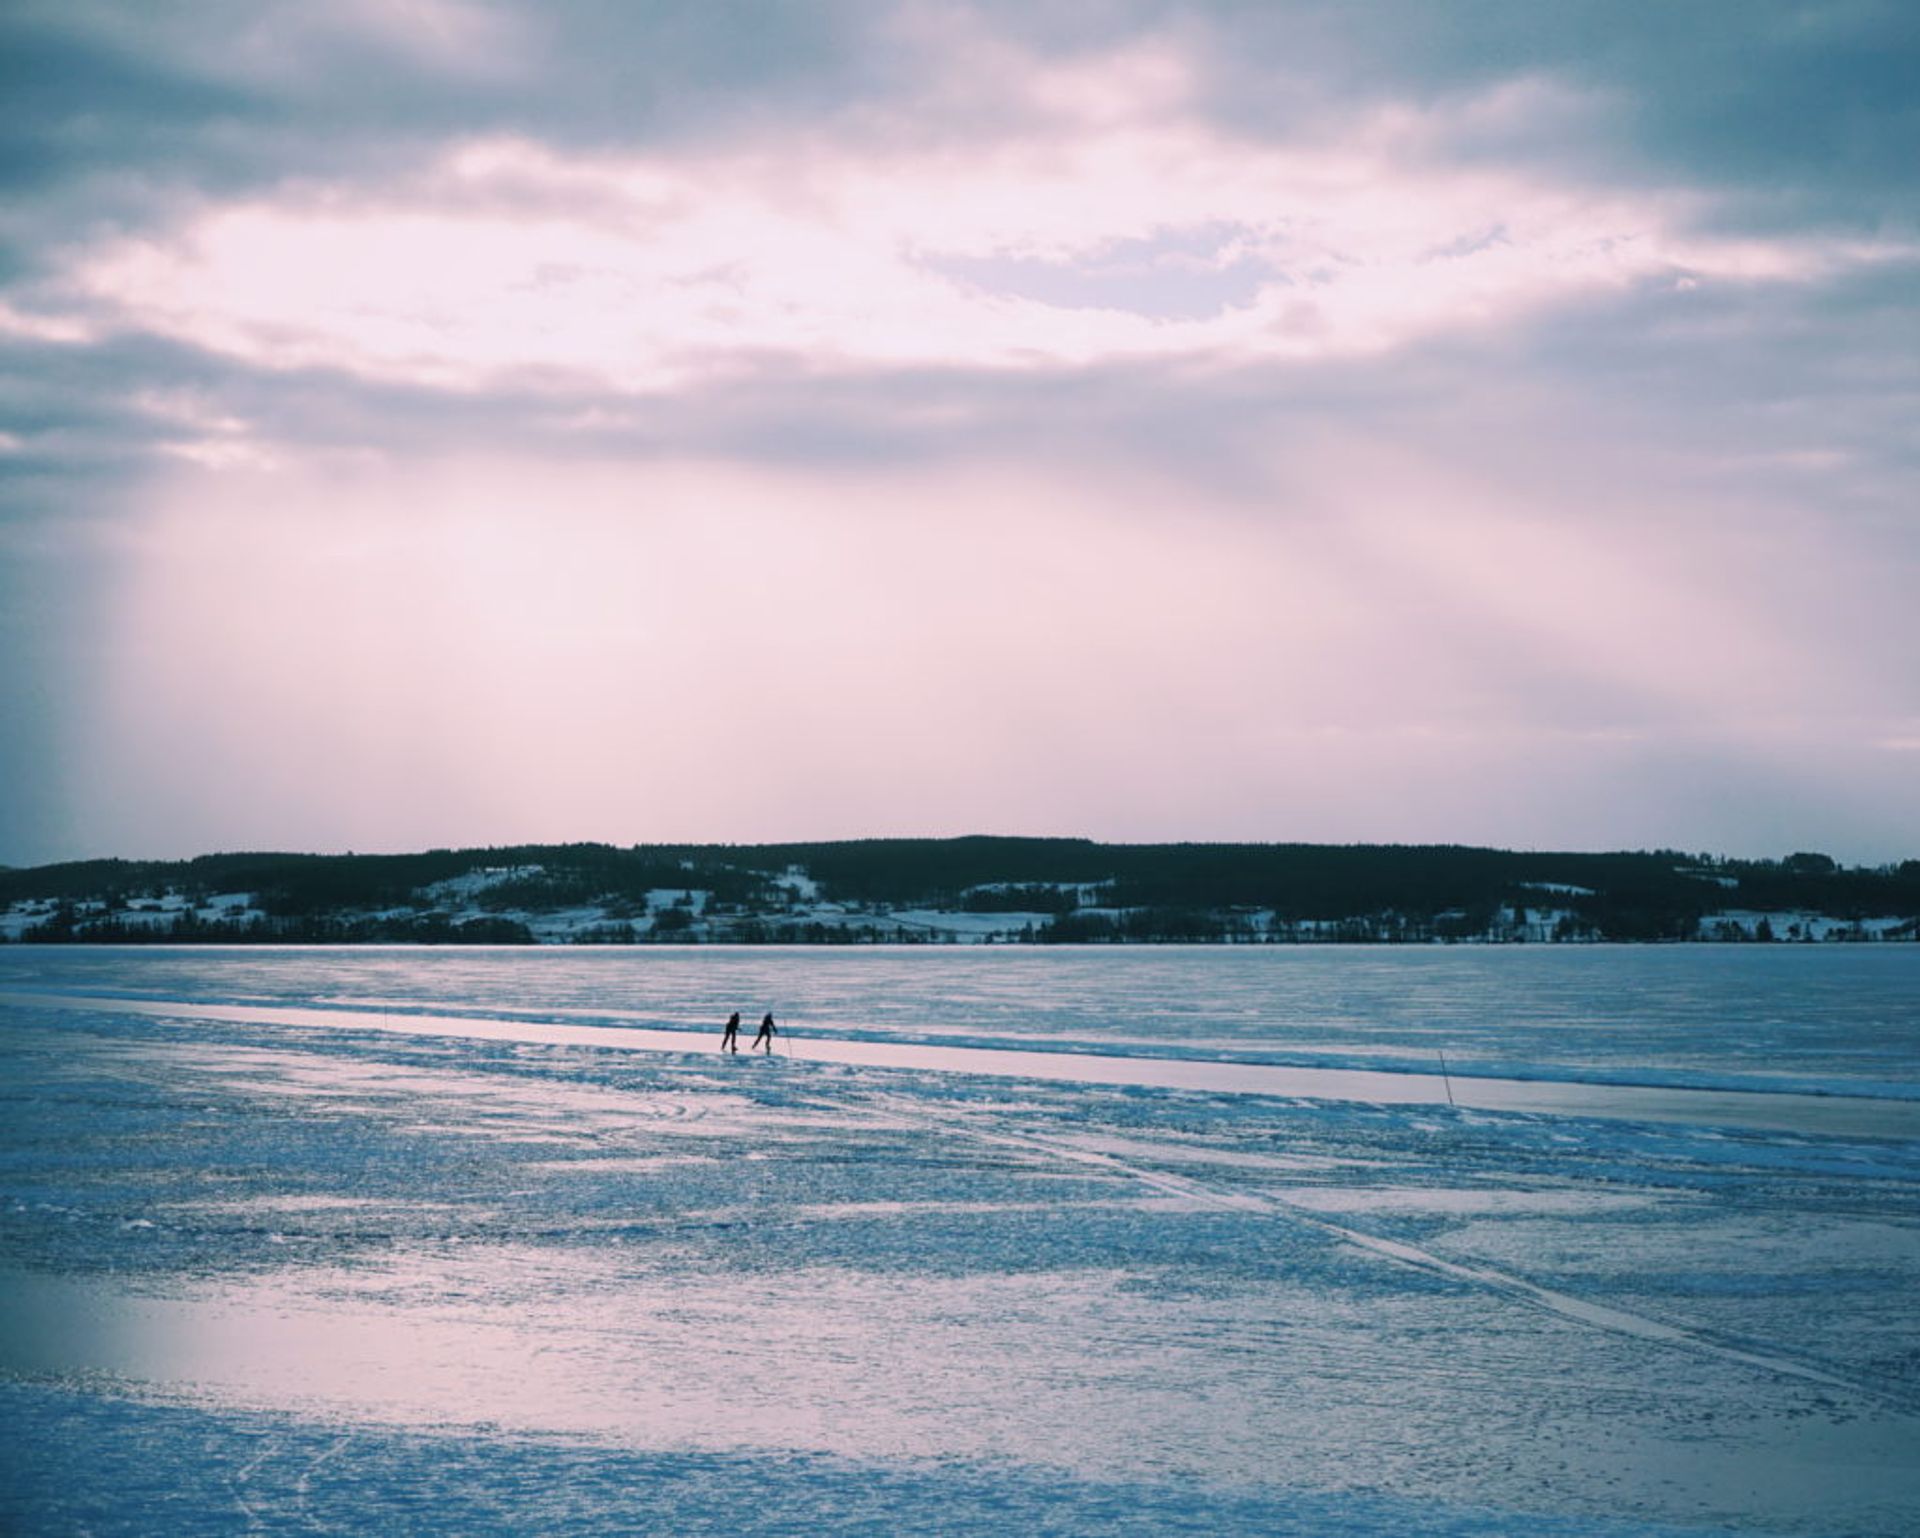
[2,945,1917,1535]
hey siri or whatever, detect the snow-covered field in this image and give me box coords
[3,946,1917,1535]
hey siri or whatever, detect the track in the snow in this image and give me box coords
[861,1093,1918,1415]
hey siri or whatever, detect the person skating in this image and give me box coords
[752,1011,778,1054]
[720,1011,741,1053]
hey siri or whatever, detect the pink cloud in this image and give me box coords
[61,43,1880,395]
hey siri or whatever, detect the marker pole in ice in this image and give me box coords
[1438,1050,1457,1107]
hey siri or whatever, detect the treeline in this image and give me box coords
[3,838,1916,944]
[17,906,535,945]
[0,845,777,917]
[640,838,1920,926]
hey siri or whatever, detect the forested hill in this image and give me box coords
[2,838,1915,944]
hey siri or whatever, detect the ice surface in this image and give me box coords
[8,988,1918,1137]
[3,946,1918,1535]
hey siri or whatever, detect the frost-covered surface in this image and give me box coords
[6,944,1916,1095]
[3,947,1918,1535]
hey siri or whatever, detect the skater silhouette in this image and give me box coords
[720,1011,740,1053]
[752,1012,778,1054]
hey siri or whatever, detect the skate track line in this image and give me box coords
[866,1094,1917,1414]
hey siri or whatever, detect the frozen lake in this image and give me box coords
[3,945,1918,1534]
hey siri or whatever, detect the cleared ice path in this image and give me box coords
[6,989,1918,1139]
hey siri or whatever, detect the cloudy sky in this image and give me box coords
[2,1,1915,865]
